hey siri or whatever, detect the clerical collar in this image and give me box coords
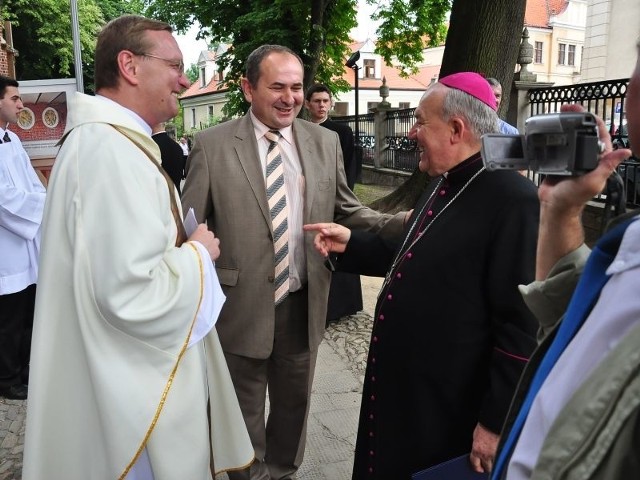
[442,152,483,184]
[94,94,152,137]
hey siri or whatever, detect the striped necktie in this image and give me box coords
[264,130,290,305]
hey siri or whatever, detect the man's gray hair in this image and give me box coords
[441,88,499,140]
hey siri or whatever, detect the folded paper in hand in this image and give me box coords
[184,207,198,237]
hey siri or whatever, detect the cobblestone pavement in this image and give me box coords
[0,277,381,480]
[323,313,373,381]
[323,274,380,380]
[0,398,25,480]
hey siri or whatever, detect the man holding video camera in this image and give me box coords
[491,42,640,480]
[492,43,640,480]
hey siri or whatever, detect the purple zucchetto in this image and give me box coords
[438,72,498,111]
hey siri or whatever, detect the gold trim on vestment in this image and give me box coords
[118,242,205,479]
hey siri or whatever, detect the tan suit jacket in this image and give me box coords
[182,114,402,358]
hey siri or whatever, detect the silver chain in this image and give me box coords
[382,167,486,290]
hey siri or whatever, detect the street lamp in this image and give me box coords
[345,50,361,181]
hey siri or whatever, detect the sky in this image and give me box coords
[175,2,380,68]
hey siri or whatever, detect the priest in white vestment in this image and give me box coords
[22,15,254,480]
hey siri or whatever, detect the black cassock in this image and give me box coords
[321,119,363,320]
[338,155,540,479]
[152,131,186,196]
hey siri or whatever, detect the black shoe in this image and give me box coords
[0,383,28,400]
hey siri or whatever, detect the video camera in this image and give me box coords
[481,112,604,176]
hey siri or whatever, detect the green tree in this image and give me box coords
[146,0,359,117]
[185,63,199,84]
[4,0,103,81]
[4,0,144,90]
[98,0,145,20]
[373,0,450,76]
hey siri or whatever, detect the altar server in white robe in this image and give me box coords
[0,76,45,401]
[22,15,254,480]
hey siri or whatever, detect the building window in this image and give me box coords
[364,59,376,79]
[191,108,196,128]
[558,43,567,65]
[568,44,576,66]
[399,102,410,109]
[200,67,206,87]
[216,70,223,81]
[334,102,349,116]
[208,105,214,118]
[367,101,379,111]
[534,41,543,63]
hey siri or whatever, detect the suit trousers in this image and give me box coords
[0,283,35,387]
[225,287,318,480]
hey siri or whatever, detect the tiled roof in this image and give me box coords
[344,63,438,90]
[525,0,570,29]
[344,40,440,89]
[180,77,228,100]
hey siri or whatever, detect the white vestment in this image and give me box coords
[23,92,254,480]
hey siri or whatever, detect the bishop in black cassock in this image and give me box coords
[306,73,539,479]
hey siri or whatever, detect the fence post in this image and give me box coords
[372,77,395,168]
[508,27,554,131]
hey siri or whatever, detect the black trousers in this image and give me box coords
[0,283,35,387]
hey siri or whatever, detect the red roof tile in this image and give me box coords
[525,0,570,29]
[343,63,439,90]
[180,77,229,100]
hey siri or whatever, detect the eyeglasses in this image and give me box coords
[139,53,185,74]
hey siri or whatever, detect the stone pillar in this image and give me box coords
[508,27,553,131]
[371,77,396,169]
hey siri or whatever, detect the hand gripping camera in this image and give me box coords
[481,112,604,176]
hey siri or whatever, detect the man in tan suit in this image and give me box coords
[181,44,403,480]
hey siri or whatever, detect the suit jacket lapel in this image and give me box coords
[234,114,272,228]
[293,120,317,222]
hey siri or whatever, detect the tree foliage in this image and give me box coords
[4,0,102,81]
[145,0,359,117]
[185,63,199,84]
[98,0,146,21]
[3,0,144,89]
[372,0,450,76]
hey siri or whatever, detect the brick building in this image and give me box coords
[0,21,18,78]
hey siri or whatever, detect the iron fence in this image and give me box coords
[528,78,638,208]
[332,108,419,172]
[382,108,420,171]
[331,113,376,167]
[528,79,630,149]
[331,78,637,208]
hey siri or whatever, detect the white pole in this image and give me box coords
[70,0,84,92]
